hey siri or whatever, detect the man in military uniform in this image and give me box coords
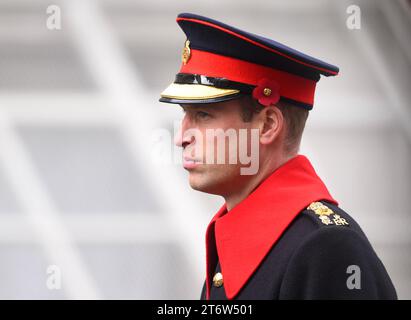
[159,13,397,299]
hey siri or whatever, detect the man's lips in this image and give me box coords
[183,156,202,169]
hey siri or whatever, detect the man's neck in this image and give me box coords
[224,153,296,211]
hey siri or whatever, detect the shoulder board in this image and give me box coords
[304,201,350,227]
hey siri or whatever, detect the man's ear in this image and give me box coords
[258,105,284,145]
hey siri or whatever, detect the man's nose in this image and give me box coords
[174,118,194,148]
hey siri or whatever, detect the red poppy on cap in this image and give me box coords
[252,78,280,107]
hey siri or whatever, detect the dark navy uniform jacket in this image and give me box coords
[200,156,397,300]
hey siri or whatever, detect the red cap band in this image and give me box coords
[180,49,317,105]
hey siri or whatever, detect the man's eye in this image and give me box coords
[196,111,211,119]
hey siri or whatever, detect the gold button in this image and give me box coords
[213,272,223,287]
[263,88,272,96]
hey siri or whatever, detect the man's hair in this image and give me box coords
[238,95,309,154]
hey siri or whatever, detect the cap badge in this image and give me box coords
[182,39,191,65]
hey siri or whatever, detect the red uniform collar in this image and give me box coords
[205,154,338,299]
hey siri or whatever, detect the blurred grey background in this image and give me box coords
[0,0,410,299]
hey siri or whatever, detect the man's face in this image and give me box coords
[174,99,259,196]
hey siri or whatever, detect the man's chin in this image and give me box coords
[188,174,220,195]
